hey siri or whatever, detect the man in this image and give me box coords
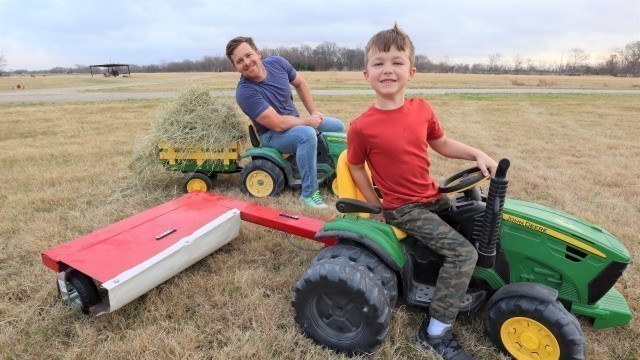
[226,36,344,208]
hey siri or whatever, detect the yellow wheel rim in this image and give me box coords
[501,317,560,360]
[332,177,339,196]
[245,170,274,197]
[186,178,208,192]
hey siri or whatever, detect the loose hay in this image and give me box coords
[123,85,248,198]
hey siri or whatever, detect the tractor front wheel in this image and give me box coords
[487,296,585,360]
[312,243,398,308]
[292,258,391,355]
[241,159,285,197]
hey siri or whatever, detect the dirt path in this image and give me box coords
[1,88,639,103]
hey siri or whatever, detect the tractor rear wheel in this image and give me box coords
[487,296,585,360]
[241,159,285,197]
[313,243,398,308]
[183,173,212,193]
[292,258,392,355]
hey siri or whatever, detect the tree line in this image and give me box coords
[2,40,639,77]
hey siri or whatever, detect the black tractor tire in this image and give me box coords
[313,243,398,308]
[183,172,213,193]
[240,159,286,197]
[60,270,101,314]
[292,258,392,355]
[487,295,585,360]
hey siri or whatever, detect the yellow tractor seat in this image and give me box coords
[335,151,407,241]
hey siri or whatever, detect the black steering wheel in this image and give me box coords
[439,166,490,194]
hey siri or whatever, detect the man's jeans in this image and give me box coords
[259,117,344,197]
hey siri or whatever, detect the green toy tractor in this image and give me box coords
[158,125,346,197]
[240,125,346,197]
[291,155,631,359]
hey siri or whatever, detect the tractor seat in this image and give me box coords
[335,151,407,241]
[248,124,291,158]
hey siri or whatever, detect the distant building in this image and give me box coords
[89,64,130,77]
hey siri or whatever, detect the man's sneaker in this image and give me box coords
[300,190,328,208]
[414,328,475,360]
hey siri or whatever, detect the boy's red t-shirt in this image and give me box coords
[347,98,445,210]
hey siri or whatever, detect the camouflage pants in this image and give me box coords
[384,197,478,324]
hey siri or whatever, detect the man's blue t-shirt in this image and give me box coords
[236,56,299,135]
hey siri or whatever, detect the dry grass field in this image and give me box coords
[0,73,639,359]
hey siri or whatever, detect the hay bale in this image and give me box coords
[125,85,247,196]
[149,85,247,148]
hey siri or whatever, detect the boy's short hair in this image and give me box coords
[364,23,415,67]
[226,36,258,63]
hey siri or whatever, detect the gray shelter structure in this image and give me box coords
[89,64,130,77]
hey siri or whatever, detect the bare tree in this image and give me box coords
[567,48,589,75]
[488,53,503,73]
[0,54,6,73]
[436,56,454,73]
[414,54,433,72]
[512,54,524,74]
[525,57,536,73]
[312,42,339,70]
[622,41,640,76]
[601,48,622,76]
[338,47,364,70]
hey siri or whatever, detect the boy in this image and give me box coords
[347,24,497,359]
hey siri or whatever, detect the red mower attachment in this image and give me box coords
[41,191,335,315]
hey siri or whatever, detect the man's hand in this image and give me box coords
[307,113,323,128]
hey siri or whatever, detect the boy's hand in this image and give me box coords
[371,212,386,223]
[476,153,498,177]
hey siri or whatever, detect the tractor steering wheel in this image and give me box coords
[439,166,490,194]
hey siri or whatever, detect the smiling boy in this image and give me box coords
[346,24,497,359]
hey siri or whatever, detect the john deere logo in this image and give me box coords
[503,214,548,234]
[327,137,346,142]
[502,214,605,258]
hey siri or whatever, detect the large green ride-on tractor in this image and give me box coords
[240,125,346,197]
[292,155,631,359]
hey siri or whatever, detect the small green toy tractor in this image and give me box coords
[292,154,631,359]
[240,125,346,197]
[158,125,346,197]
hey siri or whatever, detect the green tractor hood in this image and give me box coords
[500,199,631,328]
[503,199,630,262]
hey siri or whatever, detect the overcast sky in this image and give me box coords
[1,0,638,71]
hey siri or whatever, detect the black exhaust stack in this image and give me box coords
[474,158,510,268]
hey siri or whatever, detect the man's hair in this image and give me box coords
[364,23,415,67]
[226,36,259,63]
